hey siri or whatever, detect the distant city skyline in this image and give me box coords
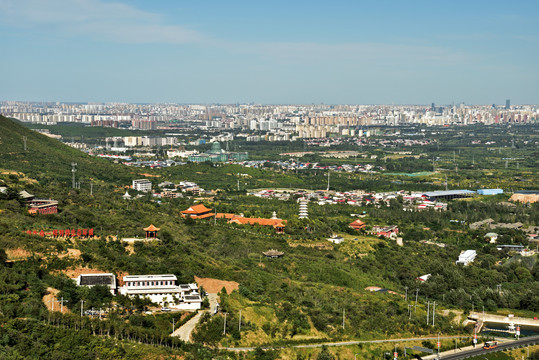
[1,0,538,104]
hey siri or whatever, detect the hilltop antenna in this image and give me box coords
[71,162,77,189]
[22,136,28,151]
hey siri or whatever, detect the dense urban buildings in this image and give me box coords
[2,101,536,133]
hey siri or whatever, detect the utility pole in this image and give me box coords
[223,313,227,335]
[432,302,436,326]
[437,333,440,360]
[59,297,68,313]
[327,170,330,191]
[404,286,408,302]
[22,136,27,151]
[415,289,419,312]
[172,318,176,333]
[239,310,242,333]
[80,300,85,317]
[427,302,430,325]
[71,162,77,189]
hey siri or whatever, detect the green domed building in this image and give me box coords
[188,142,248,163]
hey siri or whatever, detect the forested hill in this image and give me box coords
[0,115,137,186]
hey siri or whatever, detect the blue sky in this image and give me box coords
[0,0,538,104]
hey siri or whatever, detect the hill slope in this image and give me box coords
[0,115,137,186]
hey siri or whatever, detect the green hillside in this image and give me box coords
[0,115,537,359]
[0,115,137,186]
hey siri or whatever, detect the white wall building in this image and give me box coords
[120,274,202,310]
[132,179,152,193]
[456,250,477,266]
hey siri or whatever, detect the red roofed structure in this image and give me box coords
[349,219,366,230]
[181,204,287,233]
[228,216,287,233]
[181,204,214,219]
[144,224,160,238]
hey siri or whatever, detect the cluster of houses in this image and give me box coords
[250,188,448,211]
[74,273,202,310]
[126,179,206,199]
[181,204,287,233]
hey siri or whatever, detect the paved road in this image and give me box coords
[432,335,539,360]
[172,311,204,341]
[223,336,470,351]
[171,293,219,342]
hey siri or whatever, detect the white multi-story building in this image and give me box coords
[119,274,202,310]
[456,250,476,266]
[132,179,152,193]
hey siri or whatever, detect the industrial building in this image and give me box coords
[422,190,475,201]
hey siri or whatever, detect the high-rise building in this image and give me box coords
[505,99,510,109]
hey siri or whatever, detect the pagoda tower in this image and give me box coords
[298,198,308,219]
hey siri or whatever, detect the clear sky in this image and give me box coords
[1,0,538,105]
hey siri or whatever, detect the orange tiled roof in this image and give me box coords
[229,217,287,228]
[216,213,236,219]
[194,212,215,219]
[181,204,213,214]
[349,219,366,229]
[144,224,160,232]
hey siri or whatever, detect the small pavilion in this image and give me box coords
[144,224,160,239]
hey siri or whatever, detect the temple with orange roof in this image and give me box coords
[349,219,366,231]
[144,224,160,239]
[180,204,215,219]
[181,204,287,233]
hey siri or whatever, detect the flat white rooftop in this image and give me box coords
[123,274,177,281]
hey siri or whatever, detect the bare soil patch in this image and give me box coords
[194,276,239,294]
[42,287,71,313]
[6,248,32,261]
